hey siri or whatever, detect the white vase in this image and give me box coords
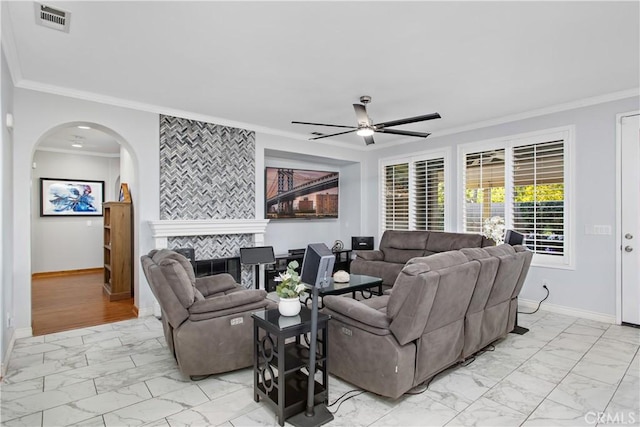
[278,296,301,316]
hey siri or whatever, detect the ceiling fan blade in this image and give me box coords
[375,112,441,128]
[292,121,356,129]
[376,128,431,138]
[363,135,375,146]
[309,129,357,140]
[353,104,370,125]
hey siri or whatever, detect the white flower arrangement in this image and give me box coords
[483,216,505,245]
[275,261,306,298]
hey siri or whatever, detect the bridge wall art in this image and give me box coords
[265,167,339,219]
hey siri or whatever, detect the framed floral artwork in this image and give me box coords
[40,178,105,216]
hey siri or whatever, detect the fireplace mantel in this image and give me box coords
[148,219,270,248]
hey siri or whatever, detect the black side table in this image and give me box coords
[252,307,330,426]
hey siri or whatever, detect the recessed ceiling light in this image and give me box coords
[71,143,83,148]
[77,125,91,130]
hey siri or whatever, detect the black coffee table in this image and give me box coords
[303,274,383,307]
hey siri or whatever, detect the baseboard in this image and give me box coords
[1,328,17,380]
[519,298,616,324]
[136,306,155,317]
[32,267,103,279]
[15,326,33,339]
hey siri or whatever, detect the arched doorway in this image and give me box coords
[30,122,136,335]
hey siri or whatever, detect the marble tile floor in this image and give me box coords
[1,311,638,427]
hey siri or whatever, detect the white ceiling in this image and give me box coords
[37,126,121,156]
[3,1,639,150]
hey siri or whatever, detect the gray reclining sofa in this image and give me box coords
[322,244,532,399]
[141,249,276,378]
[350,230,495,290]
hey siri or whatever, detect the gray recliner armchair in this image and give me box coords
[322,251,482,399]
[141,249,276,378]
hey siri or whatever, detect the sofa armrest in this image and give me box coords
[354,250,384,261]
[195,274,239,297]
[189,289,267,314]
[322,296,390,329]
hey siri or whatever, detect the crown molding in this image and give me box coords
[369,87,640,151]
[14,79,367,152]
[35,147,120,158]
[5,25,635,155]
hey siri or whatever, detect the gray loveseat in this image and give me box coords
[350,230,495,289]
[141,249,276,378]
[322,244,531,399]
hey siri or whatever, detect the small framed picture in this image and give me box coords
[40,178,105,217]
[119,183,131,203]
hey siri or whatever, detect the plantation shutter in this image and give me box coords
[383,163,410,230]
[512,140,565,256]
[463,149,505,233]
[413,158,445,231]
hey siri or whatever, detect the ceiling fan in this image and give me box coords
[292,95,441,146]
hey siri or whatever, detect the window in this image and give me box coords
[383,163,409,230]
[512,140,565,257]
[382,153,446,232]
[463,149,505,233]
[461,128,572,267]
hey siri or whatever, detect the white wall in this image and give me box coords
[1,44,15,371]
[363,96,640,318]
[12,89,160,331]
[31,150,119,273]
[256,133,364,255]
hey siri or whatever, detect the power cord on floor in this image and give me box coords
[461,343,495,367]
[518,284,550,315]
[327,389,366,414]
[404,376,434,395]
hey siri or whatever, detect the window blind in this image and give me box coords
[463,149,505,233]
[383,163,409,230]
[413,158,445,231]
[512,140,565,256]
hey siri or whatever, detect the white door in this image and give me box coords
[621,114,640,325]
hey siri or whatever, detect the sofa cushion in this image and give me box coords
[406,250,470,271]
[425,231,483,253]
[354,250,384,261]
[460,247,492,260]
[153,249,198,308]
[483,243,516,256]
[380,230,430,264]
[189,289,267,315]
[350,259,404,287]
[322,295,391,330]
[387,267,439,345]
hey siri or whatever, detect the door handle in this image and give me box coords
[625,233,633,240]
[625,246,633,252]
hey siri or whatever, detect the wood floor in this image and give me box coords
[32,270,136,336]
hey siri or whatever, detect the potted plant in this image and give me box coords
[483,216,506,245]
[276,260,306,316]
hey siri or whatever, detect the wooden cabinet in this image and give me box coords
[103,202,132,301]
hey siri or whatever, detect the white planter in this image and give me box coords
[278,297,301,316]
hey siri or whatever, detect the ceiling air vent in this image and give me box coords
[34,3,70,33]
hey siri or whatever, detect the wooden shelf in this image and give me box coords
[103,202,133,302]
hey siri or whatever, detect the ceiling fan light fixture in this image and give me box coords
[356,127,374,137]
